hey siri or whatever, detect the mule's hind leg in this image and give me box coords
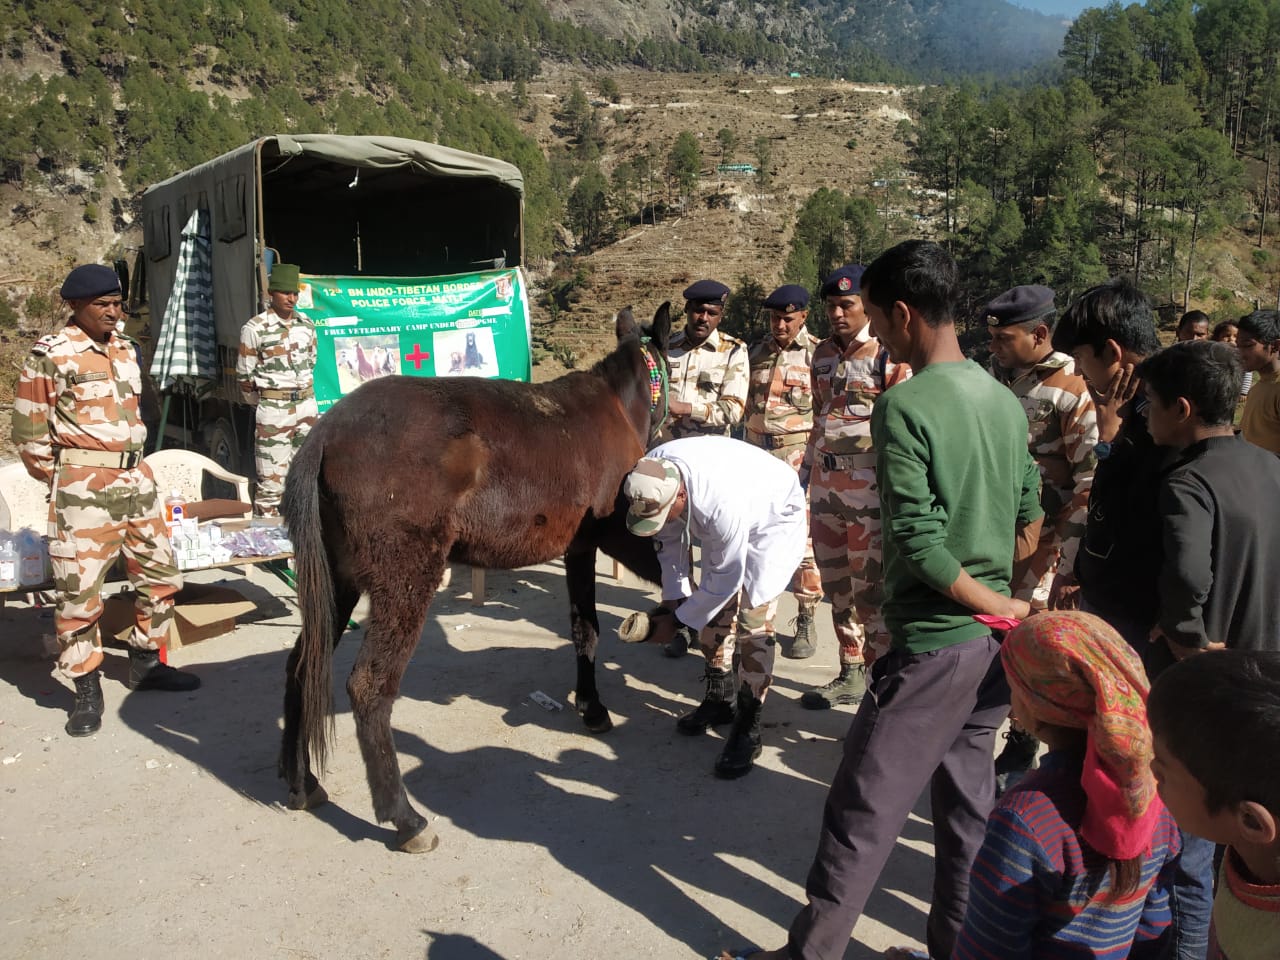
[350,560,443,853]
[280,580,360,809]
[565,545,611,733]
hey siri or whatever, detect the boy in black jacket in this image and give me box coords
[1141,340,1280,656]
[1050,279,1168,652]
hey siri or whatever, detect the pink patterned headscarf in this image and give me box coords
[1001,611,1161,860]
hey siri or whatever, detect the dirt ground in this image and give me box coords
[0,556,947,960]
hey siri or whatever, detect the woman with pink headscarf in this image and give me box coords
[950,611,1181,959]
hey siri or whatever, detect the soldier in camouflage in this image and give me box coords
[745,284,823,658]
[985,285,1098,611]
[656,279,749,442]
[799,265,911,710]
[623,437,807,779]
[13,264,200,738]
[985,284,1099,792]
[236,264,318,517]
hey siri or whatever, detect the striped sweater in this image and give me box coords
[954,750,1181,960]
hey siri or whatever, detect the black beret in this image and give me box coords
[985,285,1056,328]
[60,264,121,301]
[819,265,865,299]
[682,279,730,304]
[762,284,809,312]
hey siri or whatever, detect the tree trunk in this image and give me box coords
[1260,140,1273,249]
[1184,205,1200,309]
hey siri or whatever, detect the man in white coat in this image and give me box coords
[624,435,807,778]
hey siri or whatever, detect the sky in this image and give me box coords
[1014,0,1092,16]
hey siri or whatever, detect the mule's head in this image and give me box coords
[612,303,672,447]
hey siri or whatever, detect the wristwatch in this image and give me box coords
[1094,441,1113,460]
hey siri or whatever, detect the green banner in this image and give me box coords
[300,269,531,413]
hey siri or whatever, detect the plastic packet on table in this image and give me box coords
[224,527,293,558]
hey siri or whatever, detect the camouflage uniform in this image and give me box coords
[990,352,1098,608]
[801,328,911,667]
[236,307,318,516]
[746,327,822,619]
[655,327,749,442]
[698,592,779,699]
[12,323,182,680]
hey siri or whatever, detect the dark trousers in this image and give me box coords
[787,633,1010,960]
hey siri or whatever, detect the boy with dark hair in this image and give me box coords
[1149,650,1280,960]
[1140,340,1280,657]
[724,240,1043,960]
[1050,278,1166,649]
[1236,309,1280,455]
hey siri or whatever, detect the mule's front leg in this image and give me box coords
[565,546,611,733]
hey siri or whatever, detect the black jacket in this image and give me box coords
[1075,399,1173,633]
[1158,434,1280,651]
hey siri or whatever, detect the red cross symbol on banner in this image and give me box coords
[404,344,430,370]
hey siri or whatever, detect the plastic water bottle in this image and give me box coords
[0,535,17,590]
[17,529,45,586]
[165,489,186,527]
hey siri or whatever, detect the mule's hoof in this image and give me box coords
[397,824,440,854]
[579,701,613,734]
[287,783,329,811]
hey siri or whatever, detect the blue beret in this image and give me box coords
[984,285,1056,327]
[819,265,865,299]
[682,279,730,304]
[60,264,121,301]
[762,284,809,312]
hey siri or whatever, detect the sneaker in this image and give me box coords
[800,662,865,710]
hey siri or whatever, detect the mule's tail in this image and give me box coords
[281,431,337,772]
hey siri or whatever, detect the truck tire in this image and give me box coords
[204,417,248,501]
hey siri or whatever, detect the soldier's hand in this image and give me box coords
[667,398,693,417]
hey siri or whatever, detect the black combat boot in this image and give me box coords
[714,686,763,779]
[800,661,866,710]
[128,648,202,692]
[995,727,1040,797]
[66,670,104,737]
[676,667,736,735]
[785,609,817,660]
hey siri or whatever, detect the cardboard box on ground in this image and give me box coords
[100,584,257,649]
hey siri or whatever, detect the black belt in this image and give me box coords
[819,450,872,471]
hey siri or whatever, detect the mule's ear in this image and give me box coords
[615,306,638,342]
[650,301,672,352]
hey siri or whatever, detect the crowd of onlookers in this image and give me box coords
[618,241,1279,959]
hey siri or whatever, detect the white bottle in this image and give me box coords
[17,529,45,586]
[0,536,17,590]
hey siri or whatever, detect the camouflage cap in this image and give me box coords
[269,263,301,293]
[623,457,682,537]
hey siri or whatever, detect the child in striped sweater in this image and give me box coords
[949,612,1181,959]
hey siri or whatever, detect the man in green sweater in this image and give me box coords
[740,241,1043,960]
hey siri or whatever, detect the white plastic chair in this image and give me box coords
[0,461,53,533]
[143,448,251,506]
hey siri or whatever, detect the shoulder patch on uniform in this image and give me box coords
[29,333,62,356]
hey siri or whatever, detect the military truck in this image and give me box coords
[132,135,527,477]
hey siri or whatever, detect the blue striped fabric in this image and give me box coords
[954,750,1181,960]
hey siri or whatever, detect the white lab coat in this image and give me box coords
[649,436,807,630]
